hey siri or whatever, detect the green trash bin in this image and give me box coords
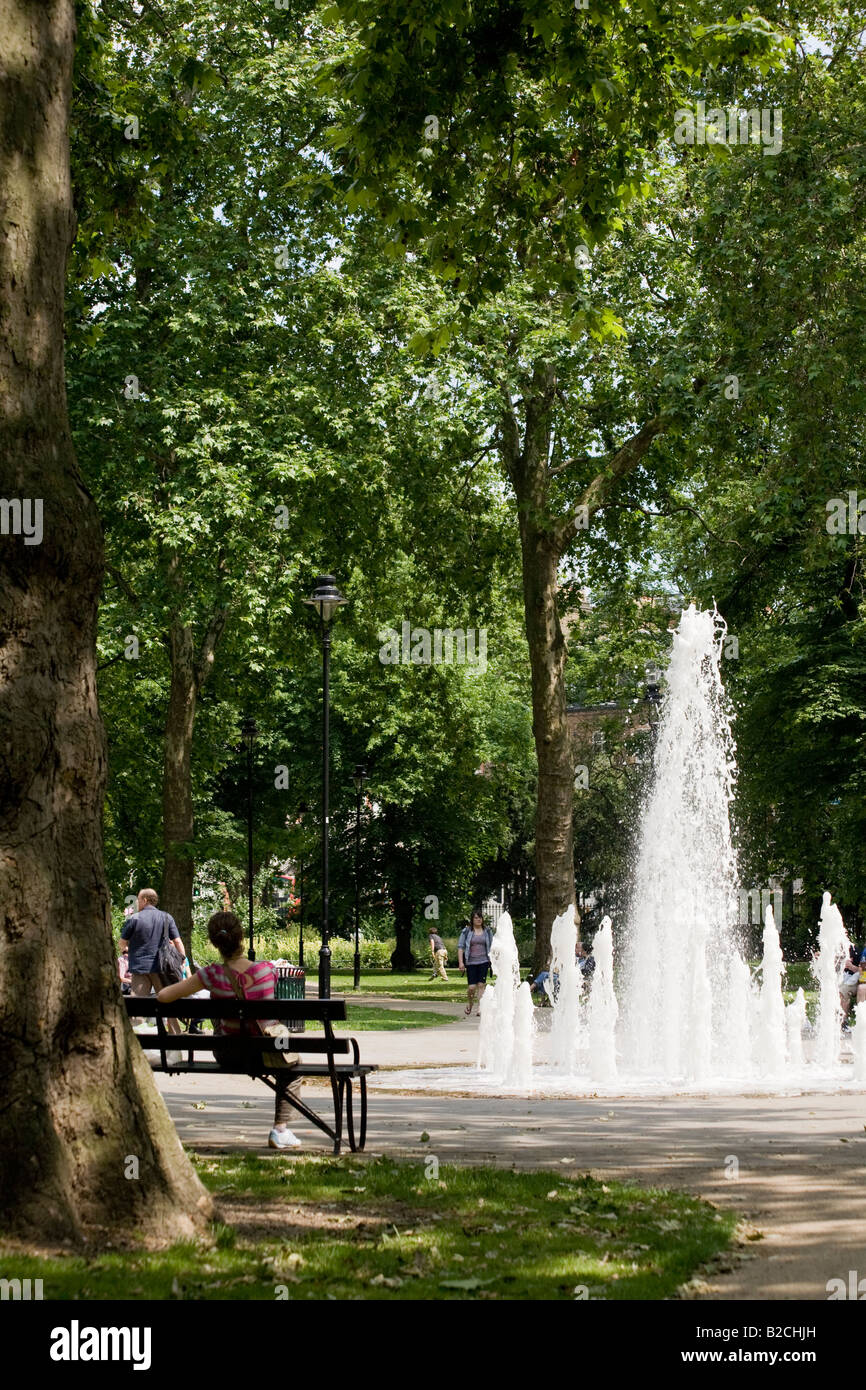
[274,963,305,1033]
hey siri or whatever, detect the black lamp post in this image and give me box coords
[242,716,257,960]
[298,856,305,970]
[295,801,309,971]
[352,765,367,990]
[303,575,348,999]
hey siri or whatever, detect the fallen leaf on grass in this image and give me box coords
[439,1277,494,1290]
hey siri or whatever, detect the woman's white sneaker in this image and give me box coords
[268,1127,302,1149]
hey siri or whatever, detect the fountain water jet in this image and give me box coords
[381,605,863,1097]
[547,907,584,1074]
[813,892,850,1071]
[757,905,787,1079]
[621,606,738,1081]
[588,916,618,1082]
[477,911,533,1087]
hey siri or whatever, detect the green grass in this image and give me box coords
[332,970,483,1003]
[0,1155,739,1301]
[307,1005,453,1031]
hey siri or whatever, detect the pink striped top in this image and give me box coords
[198,960,277,1035]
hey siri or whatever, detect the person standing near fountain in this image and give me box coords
[458,910,493,1016]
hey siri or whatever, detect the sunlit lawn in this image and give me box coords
[0,1155,739,1301]
[306,1005,453,1031]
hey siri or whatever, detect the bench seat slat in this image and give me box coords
[132,1033,351,1054]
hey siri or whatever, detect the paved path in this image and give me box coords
[154,1012,866,1301]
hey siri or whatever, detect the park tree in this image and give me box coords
[69,1,535,948]
[0,0,209,1241]
[653,9,866,939]
[318,0,789,966]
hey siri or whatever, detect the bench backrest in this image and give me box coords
[124,999,347,1022]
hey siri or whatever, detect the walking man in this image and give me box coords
[121,888,186,1034]
[429,929,449,980]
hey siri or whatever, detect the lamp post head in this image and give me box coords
[303,574,348,625]
[353,764,367,795]
[242,716,257,744]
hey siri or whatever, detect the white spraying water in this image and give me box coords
[813,892,851,1069]
[621,605,738,1080]
[757,905,787,1079]
[477,911,534,1088]
[547,906,584,1074]
[419,604,865,1099]
[588,916,618,1082]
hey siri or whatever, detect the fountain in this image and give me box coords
[587,916,618,1082]
[813,892,851,1069]
[546,906,585,1075]
[477,911,534,1089]
[756,905,787,1080]
[381,604,863,1097]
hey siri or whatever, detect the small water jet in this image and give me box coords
[587,916,618,1082]
[813,892,851,1070]
[477,911,533,1088]
[757,905,787,1079]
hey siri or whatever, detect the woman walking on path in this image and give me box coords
[458,910,493,1016]
[157,911,303,1150]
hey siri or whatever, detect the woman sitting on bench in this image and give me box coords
[156,911,303,1151]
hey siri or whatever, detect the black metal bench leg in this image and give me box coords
[359,1074,368,1150]
[344,1078,357,1153]
[330,1073,343,1155]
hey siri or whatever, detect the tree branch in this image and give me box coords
[598,500,746,550]
[105,563,140,606]
[195,606,229,692]
[556,415,667,550]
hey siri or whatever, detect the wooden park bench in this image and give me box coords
[125,997,376,1155]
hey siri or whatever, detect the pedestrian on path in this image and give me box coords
[429,930,449,980]
[121,888,185,1034]
[458,909,492,1015]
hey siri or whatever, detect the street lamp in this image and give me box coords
[303,575,348,999]
[296,801,309,971]
[352,765,367,990]
[242,716,257,961]
[298,856,305,970]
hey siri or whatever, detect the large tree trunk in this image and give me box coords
[502,363,576,973]
[390,886,416,971]
[502,360,666,970]
[518,525,576,973]
[0,0,210,1242]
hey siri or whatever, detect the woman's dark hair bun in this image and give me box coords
[207,911,244,958]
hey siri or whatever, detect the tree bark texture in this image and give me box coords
[0,0,210,1241]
